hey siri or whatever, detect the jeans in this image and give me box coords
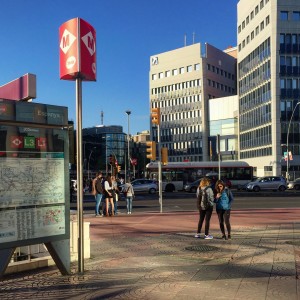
[114,199,118,214]
[197,207,213,235]
[126,196,133,213]
[95,193,103,215]
[216,209,231,235]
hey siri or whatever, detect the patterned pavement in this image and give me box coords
[0,208,300,300]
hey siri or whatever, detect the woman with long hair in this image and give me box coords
[104,174,114,216]
[195,177,215,239]
[214,180,234,240]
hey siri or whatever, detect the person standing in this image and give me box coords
[111,175,119,215]
[214,180,233,240]
[104,174,114,216]
[195,177,215,239]
[94,172,104,217]
[122,179,134,214]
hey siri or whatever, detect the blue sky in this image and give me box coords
[0,0,238,135]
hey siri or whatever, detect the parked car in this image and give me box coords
[129,179,158,194]
[184,179,201,193]
[237,177,258,191]
[246,176,287,192]
[287,178,300,190]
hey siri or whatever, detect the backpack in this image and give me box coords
[197,187,210,210]
[95,178,104,194]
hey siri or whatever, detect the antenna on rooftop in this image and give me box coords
[184,33,187,46]
[192,32,195,44]
[100,110,103,125]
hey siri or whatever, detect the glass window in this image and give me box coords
[266,15,270,25]
[187,65,192,72]
[172,69,178,76]
[293,11,300,21]
[256,26,259,35]
[165,70,170,77]
[180,67,185,74]
[260,21,264,30]
[246,16,249,24]
[255,6,259,15]
[260,0,264,9]
[251,11,254,19]
[194,63,200,71]
[159,72,163,79]
[281,11,288,21]
[152,74,157,80]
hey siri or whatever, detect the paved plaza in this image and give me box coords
[0,208,300,299]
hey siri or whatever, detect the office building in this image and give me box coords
[149,43,237,162]
[238,0,300,178]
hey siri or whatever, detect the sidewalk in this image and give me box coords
[1,208,300,300]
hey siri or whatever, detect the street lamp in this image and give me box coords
[286,101,300,181]
[125,110,131,182]
[88,147,96,180]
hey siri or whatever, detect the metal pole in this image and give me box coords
[87,147,95,180]
[76,78,84,274]
[217,134,221,180]
[286,101,300,181]
[158,124,162,213]
[125,110,131,181]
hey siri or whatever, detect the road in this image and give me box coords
[70,190,300,214]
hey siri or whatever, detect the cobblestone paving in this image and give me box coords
[1,222,300,300]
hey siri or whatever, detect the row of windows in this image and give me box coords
[161,110,201,122]
[240,147,272,159]
[240,82,271,113]
[280,78,300,89]
[239,38,270,78]
[152,95,201,110]
[280,33,300,54]
[239,60,270,95]
[238,0,269,34]
[151,79,201,95]
[280,55,300,75]
[240,125,271,150]
[151,64,200,80]
[207,79,235,94]
[161,125,201,136]
[280,100,300,122]
[207,64,235,80]
[238,15,270,52]
[240,104,271,132]
[280,11,300,21]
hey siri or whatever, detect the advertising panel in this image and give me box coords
[59,18,96,81]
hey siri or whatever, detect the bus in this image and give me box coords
[146,161,253,192]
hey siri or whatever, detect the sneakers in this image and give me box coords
[204,235,213,240]
[194,233,201,238]
[222,235,227,240]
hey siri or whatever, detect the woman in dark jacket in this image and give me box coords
[215,180,234,240]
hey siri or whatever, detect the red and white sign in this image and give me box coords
[59,18,96,81]
[36,137,47,150]
[131,158,137,166]
[11,136,24,148]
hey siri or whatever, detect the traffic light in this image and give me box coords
[117,165,121,172]
[161,147,168,165]
[146,141,156,160]
[151,108,160,125]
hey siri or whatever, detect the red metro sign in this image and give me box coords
[59,18,96,81]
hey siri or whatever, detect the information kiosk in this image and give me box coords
[0,99,70,276]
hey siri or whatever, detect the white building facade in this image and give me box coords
[149,43,237,162]
[238,0,300,179]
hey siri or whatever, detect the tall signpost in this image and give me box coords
[59,18,96,274]
[150,108,163,212]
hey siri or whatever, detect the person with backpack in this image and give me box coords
[93,172,104,217]
[195,177,215,239]
[214,180,234,240]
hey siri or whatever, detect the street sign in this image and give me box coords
[59,18,96,81]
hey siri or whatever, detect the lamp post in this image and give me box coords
[88,147,96,180]
[125,110,131,182]
[286,101,300,181]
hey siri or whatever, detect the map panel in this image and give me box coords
[0,155,65,208]
[0,205,65,243]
